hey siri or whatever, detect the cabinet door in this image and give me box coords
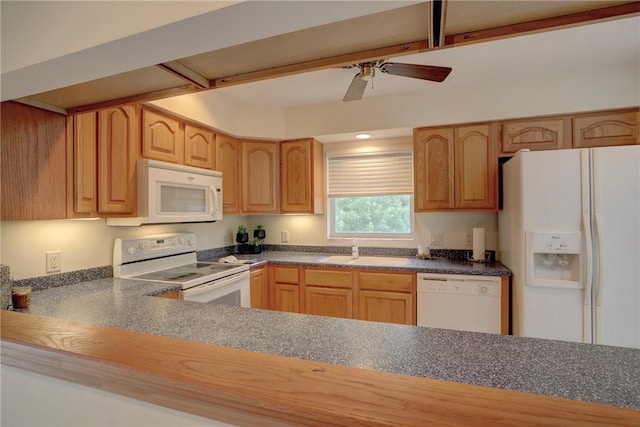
[250,267,268,309]
[357,290,413,325]
[241,140,278,213]
[280,139,324,214]
[357,271,414,292]
[98,104,138,215]
[454,124,497,210]
[0,101,67,220]
[500,117,570,154]
[273,284,300,313]
[142,108,184,163]
[573,110,639,148]
[305,287,352,319]
[413,127,454,211]
[185,124,214,169]
[215,133,240,214]
[70,112,98,216]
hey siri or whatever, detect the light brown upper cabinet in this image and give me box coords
[280,138,324,214]
[97,104,139,215]
[500,117,571,155]
[68,112,98,217]
[573,109,639,148]
[240,140,278,214]
[1,101,67,220]
[414,124,497,212]
[215,132,240,215]
[184,124,214,169]
[454,124,497,210]
[413,127,455,210]
[141,107,184,164]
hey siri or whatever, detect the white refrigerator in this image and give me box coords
[499,145,640,348]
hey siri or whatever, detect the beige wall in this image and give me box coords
[1,59,637,280]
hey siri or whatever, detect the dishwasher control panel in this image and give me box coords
[419,279,501,297]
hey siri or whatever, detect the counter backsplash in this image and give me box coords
[10,246,495,292]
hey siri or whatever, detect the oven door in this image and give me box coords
[181,271,250,307]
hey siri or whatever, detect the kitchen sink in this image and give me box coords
[320,255,410,266]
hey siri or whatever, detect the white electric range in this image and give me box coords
[113,233,250,307]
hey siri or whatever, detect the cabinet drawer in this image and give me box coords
[273,266,299,284]
[305,269,352,289]
[357,272,414,292]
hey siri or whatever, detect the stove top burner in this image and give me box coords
[165,272,203,281]
[131,261,248,284]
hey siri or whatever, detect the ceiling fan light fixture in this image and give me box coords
[360,64,375,81]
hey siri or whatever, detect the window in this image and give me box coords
[327,150,413,239]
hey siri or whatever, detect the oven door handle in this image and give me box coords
[182,271,249,296]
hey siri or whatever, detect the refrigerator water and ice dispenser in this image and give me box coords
[525,231,582,288]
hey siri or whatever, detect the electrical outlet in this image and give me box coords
[281,230,289,243]
[431,232,444,246]
[465,233,473,246]
[46,250,61,273]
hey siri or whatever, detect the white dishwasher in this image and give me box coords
[417,273,502,334]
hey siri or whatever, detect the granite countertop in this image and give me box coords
[20,277,640,410]
[209,250,512,276]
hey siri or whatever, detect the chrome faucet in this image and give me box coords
[351,238,359,259]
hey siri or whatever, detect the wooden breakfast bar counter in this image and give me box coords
[1,275,639,426]
[2,310,639,427]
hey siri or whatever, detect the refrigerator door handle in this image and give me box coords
[593,212,604,307]
[582,213,593,306]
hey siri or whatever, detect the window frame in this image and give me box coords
[325,142,414,241]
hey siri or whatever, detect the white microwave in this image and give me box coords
[107,160,222,226]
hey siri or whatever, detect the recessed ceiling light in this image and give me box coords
[355,133,371,140]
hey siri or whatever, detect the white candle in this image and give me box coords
[473,228,485,261]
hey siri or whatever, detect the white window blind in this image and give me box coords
[327,152,413,197]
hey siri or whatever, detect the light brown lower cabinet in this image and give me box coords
[357,290,413,325]
[250,266,267,309]
[267,265,416,325]
[268,265,300,313]
[355,271,416,325]
[305,287,353,319]
[157,289,180,299]
[302,268,353,319]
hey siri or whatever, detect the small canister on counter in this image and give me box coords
[1,264,12,310]
[12,286,31,309]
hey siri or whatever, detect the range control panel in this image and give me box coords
[114,232,196,265]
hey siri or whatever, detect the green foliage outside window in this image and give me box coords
[333,195,411,234]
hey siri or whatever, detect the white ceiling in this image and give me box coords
[216,16,640,109]
[213,15,639,142]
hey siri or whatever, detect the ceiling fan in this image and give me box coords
[342,59,452,102]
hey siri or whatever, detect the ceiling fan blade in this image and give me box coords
[380,63,452,82]
[343,73,368,102]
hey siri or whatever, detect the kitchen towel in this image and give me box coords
[473,228,485,261]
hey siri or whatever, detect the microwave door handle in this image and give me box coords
[209,185,217,215]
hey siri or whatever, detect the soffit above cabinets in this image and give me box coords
[19,1,639,114]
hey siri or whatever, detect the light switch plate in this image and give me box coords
[281,230,289,243]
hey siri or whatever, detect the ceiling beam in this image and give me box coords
[427,0,447,49]
[444,1,640,48]
[212,41,427,89]
[66,85,200,115]
[157,61,210,89]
